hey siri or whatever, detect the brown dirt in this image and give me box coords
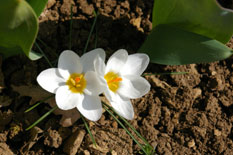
[0,0,233,154]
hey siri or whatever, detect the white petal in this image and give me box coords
[94,55,108,90]
[104,88,126,102]
[105,49,128,74]
[107,93,134,120]
[58,50,83,79]
[56,85,84,110]
[37,68,65,93]
[94,54,106,76]
[77,95,102,121]
[121,54,149,76]
[81,48,106,72]
[118,75,150,99]
[84,71,103,95]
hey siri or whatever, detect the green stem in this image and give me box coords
[35,42,53,67]
[69,4,73,50]
[102,102,151,147]
[94,24,98,49]
[143,72,189,76]
[103,104,149,155]
[81,114,97,146]
[26,106,58,131]
[83,11,98,54]
[37,38,58,58]
[24,95,54,113]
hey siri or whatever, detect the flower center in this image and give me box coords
[66,73,86,93]
[104,72,122,93]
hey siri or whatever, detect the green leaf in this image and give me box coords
[139,25,233,65]
[153,0,233,43]
[26,0,48,17]
[0,0,38,60]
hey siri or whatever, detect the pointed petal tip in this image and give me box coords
[37,68,65,93]
[58,50,83,79]
[56,86,84,110]
[108,94,135,120]
[81,48,106,72]
[106,49,128,73]
[77,95,103,122]
[121,53,150,76]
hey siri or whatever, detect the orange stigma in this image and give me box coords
[107,77,122,84]
[75,77,81,82]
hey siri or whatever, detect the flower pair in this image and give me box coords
[37,48,150,121]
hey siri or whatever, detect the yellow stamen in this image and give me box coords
[70,78,75,85]
[66,73,86,93]
[104,72,122,93]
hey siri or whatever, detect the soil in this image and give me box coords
[0,0,233,154]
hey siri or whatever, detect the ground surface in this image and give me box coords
[0,0,233,154]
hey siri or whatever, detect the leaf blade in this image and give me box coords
[26,0,48,17]
[139,25,232,65]
[153,0,233,43]
[0,0,38,60]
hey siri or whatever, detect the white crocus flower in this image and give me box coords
[37,49,105,121]
[94,49,150,120]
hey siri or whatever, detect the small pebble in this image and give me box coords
[211,71,217,75]
[214,129,221,136]
[112,121,118,129]
[83,150,90,155]
[47,0,56,8]
[188,139,195,148]
[111,150,117,155]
